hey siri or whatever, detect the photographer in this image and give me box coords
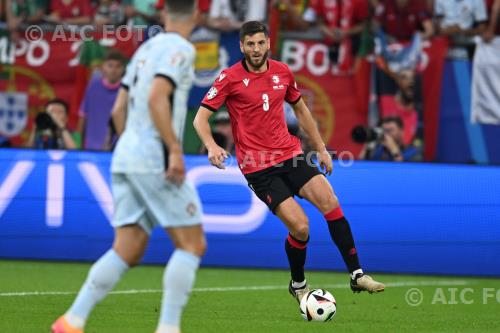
[356,116,422,162]
[26,99,77,150]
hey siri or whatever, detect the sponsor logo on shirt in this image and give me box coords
[218,73,226,82]
[243,78,250,87]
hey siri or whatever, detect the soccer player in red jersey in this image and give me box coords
[194,21,385,302]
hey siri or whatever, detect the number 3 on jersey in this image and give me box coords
[262,93,270,111]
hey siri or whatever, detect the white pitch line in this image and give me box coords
[0,280,470,297]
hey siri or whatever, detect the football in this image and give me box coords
[299,289,337,322]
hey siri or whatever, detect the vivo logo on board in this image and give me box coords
[0,151,268,234]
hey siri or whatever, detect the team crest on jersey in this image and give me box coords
[218,73,226,82]
[207,87,218,100]
[170,52,186,67]
[186,202,197,217]
[272,75,280,84]
[243,78,250,87]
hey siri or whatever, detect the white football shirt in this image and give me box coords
[111,32,195,173]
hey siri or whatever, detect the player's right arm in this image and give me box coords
[193,71,231,169]
[193,106,228,169]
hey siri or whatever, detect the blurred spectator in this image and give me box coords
[26,99,77,149]
[199,110,235,155]
[284,102,299,136]
[207,0,267,32]
[283,102,320,156]
[197,0,212,27]
[0,1,5,23]
[302,0,370,71]
[371,0,427,143]
[426,0,435,11]
[484,0,500,42]
[359,116,422,161]
[6,0,48,41]
[379,69,418,145]
[47,0,92,25]
[435,0,488,37]
[94,0,124,27]
[372,0,434,42]
[269,0,313,32]
[77,49,126,150]
[123,0,159,26]
[212,110,235,154]
[6,0,47,24]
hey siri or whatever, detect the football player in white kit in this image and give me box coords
[51,1,204,333]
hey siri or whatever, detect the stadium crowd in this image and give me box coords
[0,0,499,161]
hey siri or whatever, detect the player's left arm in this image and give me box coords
[149,77,185,186]
[111,87,129,135]
[484,0,500,41]
[292,99,333,175]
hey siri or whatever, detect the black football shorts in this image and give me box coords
[244,154,322,213]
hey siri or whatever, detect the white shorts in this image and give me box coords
[111,173,202,234]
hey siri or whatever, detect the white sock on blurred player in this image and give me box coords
[156,249,200,333]
[65,249,129,328]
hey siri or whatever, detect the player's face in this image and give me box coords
[240,33,270,70]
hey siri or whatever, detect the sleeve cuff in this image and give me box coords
[154,74,177,89]
[201,103,218,112]
[286,96,302,105]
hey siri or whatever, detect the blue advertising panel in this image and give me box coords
[436,60,500,164]
[1,149,500,276]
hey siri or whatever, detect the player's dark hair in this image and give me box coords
[165,0,195,16]
[45,98,69,115]
[239,21,269,42]
[381,116,404,129]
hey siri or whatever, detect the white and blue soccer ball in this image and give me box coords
[299,289,337,322]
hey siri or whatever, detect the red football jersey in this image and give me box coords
[201,59,303,174]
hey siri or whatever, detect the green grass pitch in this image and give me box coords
[1,260,500,333]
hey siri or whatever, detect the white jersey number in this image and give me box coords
[262,94,270,112]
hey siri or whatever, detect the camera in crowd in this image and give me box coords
[35,112,58,131]
[351,126,385,143]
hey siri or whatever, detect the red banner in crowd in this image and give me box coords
[0,31,138,146]
[280,39,370,157]
[421,37,449,161]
